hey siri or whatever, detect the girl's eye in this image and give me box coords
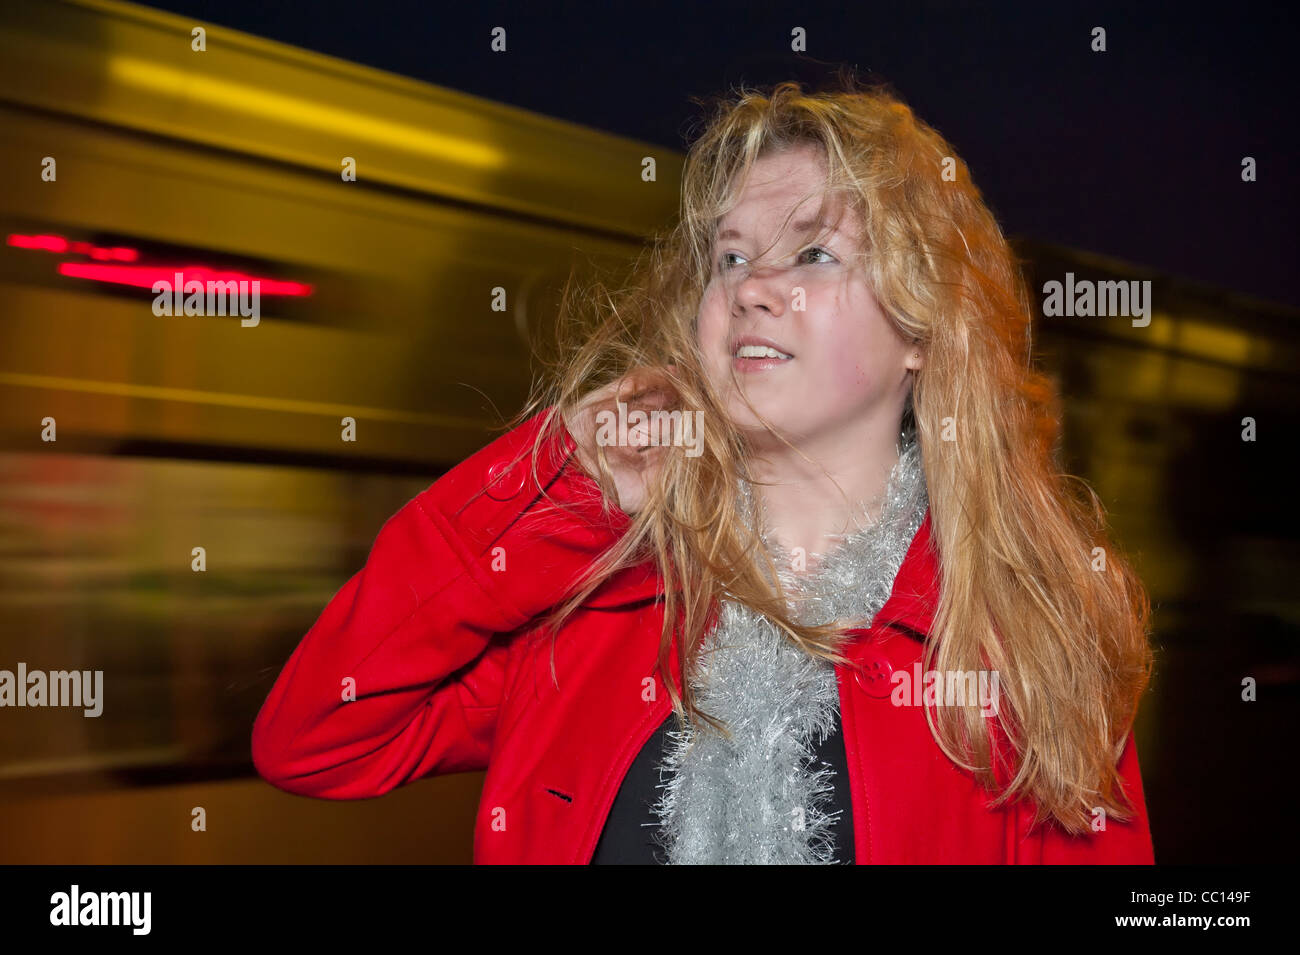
[800,246,836,265]
[718,247,836,271]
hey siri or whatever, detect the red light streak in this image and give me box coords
[8,233,69,253]
[7,233,138,260]
[7,233,310,295]
[57,264,313,296]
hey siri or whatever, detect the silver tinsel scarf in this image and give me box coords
[649,433,929,864]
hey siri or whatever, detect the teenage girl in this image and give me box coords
[253,81,1155,864]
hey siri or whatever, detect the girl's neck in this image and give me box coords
[746,418,905,566]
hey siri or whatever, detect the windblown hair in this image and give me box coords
[502,78,1152,835]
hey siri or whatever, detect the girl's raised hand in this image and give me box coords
[562,366,678,517]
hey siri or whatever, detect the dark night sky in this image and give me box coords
[139,0,1298,309]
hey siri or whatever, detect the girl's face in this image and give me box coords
[696,142,921,451]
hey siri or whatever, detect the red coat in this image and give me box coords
[252,408,1155,864]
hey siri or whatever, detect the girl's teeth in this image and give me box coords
[735,345,791,359]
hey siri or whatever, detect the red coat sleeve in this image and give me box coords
[251,407,630,799]
[1016,732,1156,864]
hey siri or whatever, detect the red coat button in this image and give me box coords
[854,648,895,699]
[485,460,528,501]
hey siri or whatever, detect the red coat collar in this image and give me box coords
[586,508,940,643]
[865,508,939,640]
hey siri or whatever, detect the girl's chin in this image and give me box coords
[725,406,797,437]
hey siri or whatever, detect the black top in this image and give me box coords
[591,709,856,864]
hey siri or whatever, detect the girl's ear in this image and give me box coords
[905,347,924,372]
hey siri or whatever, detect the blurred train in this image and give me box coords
[1,0,1297,864]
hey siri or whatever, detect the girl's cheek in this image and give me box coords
[698,305,729,359]
[830,343,873,391]
[840,361,869,391]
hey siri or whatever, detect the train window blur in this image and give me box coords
[0,454,429,784]
[0,0,677,810]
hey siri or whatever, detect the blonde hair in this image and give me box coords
[504,78,1152,835]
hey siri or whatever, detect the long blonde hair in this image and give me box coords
[504,78,1152,835]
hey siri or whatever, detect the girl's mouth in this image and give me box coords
[732,343,792,372]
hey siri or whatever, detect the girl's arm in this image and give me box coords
[251,407,629,799]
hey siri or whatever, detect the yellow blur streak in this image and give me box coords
[108,56,507,171]
[1176,320,1253,367]
[0,371,486,430]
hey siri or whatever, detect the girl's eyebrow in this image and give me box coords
[715,216,834,242]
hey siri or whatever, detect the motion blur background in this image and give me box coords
[1,0,1295,864]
